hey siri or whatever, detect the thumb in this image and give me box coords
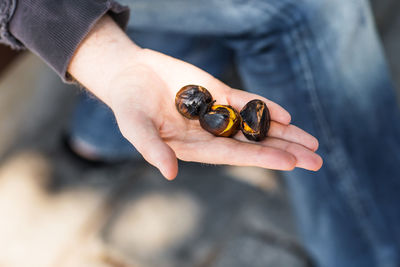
[117,112,178,180]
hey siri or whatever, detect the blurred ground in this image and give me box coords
[0,54,310,267]
[0,1,398,267]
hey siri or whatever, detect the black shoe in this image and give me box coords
[61,133,131,168]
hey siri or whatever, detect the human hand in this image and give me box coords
[68,16,322,180]
[108,49,322,179]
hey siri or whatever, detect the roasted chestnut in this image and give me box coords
[175,85,213,119]
[199,104,241,137]
[240,99,270,141]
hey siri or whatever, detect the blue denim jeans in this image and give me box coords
[71,0,400,266]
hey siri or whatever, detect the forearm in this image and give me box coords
[67,15,142,105]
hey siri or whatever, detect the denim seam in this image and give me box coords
[248,1,335,146]
[260,0,396,263]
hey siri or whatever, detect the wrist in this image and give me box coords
[67,15,142,105]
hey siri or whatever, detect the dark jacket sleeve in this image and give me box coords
[0,0,130,82]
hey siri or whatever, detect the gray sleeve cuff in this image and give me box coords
[0,0,24,49]
[7,0,130,82]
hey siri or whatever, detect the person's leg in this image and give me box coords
[72,1,400,265]
[221,1,400,266]
[70,0,285,161]
[69,90,139,161]
[124,0,400,265]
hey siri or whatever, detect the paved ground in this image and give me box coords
[0,2,399,266]
[0,54,310,267]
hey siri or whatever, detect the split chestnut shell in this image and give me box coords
[199,104,241,137]
[175,85,213,119]
[240,99,270,141]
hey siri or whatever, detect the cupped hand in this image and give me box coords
[107,49,323,180]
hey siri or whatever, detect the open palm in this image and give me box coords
[107,49,322,180]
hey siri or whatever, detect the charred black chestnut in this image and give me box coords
[240,99,270,141]
[175,85,213,119]
[199,104,241,137]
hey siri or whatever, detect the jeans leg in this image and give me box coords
[71,0,264,160]
[73,1,400,265]
[70,90,139,160]
[221,1,400,266]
